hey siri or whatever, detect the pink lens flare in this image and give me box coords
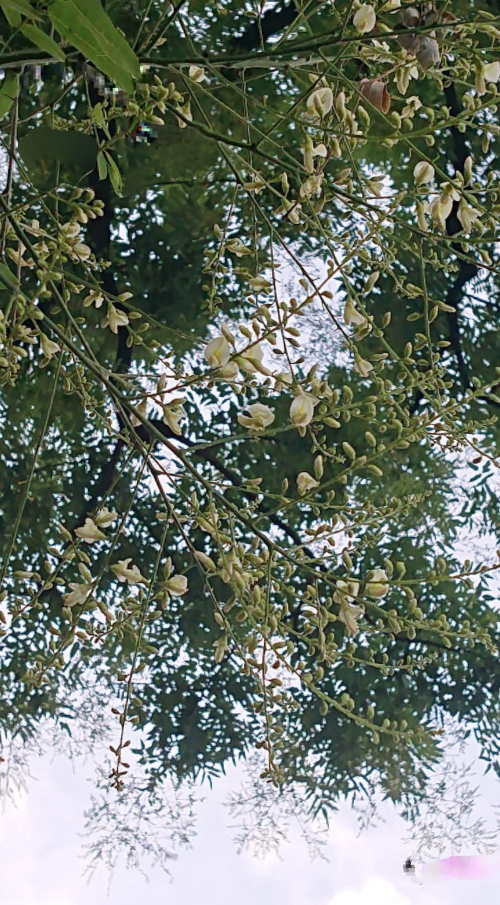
[404,850,500,884]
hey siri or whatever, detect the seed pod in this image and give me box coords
[402,6,420,26]
[415,36,440,70]
[397,32,420,53]
[359,78,391,114]
[423,6,438,26]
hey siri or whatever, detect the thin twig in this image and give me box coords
[0,87,18,256]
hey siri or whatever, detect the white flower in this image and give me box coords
[111,558,147,584]
[162,404,185,436]
[296,471,319,494]
[338,600,365,636]
[39,333,61,360]
[335,579,360,603]
[344,298,367,327]
[306,86,334,117]
[194,550,217,572]
[175,99,192,128]
[429,196,445,230]
[413,161,435,185]
[205,335,231,368]
[287,202,302,224]
[188,65,207,82]
[275,371,293,391]
[165,574,188,596]
[430,192,454,230]
[103,303,129,334]
[24,219,45,237]
[353,355,374,378]
[16,326,37,344]
[457,199,479,233]
[238,402,275,430]
[61,221,81,239]
[484,62,500,84]
[72,242,92,261]
[238,343,265,374]
[7,242,30,267]
[243,176,266,193]
[219,550,242,583]
[365,568,390,598]
[248,275,272,293]
[63,582,91,608]
[95,507,118,528]
[75,517,107,544]
[226,238,251,256]
[83,291,104,308]
[302,135,328,173]
[401,95,422,118]
[299,173,324,199]
[219,361,240,380]
[290,394,315,427]
[353,4,376,34]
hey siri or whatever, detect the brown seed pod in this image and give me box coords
[415,36,440,70]
[397,32,420,53]
[359,78,391,114]
[401,6,420,27]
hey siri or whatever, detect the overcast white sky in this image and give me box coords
[1,741,499,905]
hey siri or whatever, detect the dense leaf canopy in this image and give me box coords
[1,0,500,871]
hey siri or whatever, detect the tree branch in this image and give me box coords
[410,82,500,413]
[86,78,131,375]
[231,3,300,53]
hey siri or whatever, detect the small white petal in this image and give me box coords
[353,4,376,34]
[205,335,231,368]
[238,402,275,430]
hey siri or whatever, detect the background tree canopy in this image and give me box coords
[1,0,500,873]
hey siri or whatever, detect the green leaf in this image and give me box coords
[97,151,108,180]
[1,3,21,25]
[0,0,42,23]
[0,261,19,290]
[48,0,140,95]
[0,72,19,121]
[93,102,104,128]
[104,151,122,195]
[21,23,67,62]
